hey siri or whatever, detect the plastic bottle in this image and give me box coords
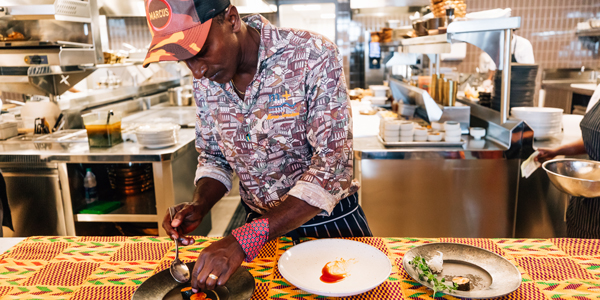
[83,168,98,205]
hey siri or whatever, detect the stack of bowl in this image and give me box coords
[511,107,563,140]
[135,123,181,149]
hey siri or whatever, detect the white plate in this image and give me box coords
[141,142,177,149]
[278,239,392,297]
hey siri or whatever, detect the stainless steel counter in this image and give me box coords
[0,105,206,238]
[0,130,195,163]
[351,100,583,239]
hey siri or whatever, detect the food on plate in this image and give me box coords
[181,287,194,299]
[320,258,357,283]
[190,293,208,300]
[409,255,458,296]
[181,287,209,300]
[426,251,444,274]
[452,276,471,291]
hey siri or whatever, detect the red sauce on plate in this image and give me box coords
[320,258,357,283]
[320,264,346,283]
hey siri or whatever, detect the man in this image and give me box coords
[142,0,371,293]
[479,30,535,80]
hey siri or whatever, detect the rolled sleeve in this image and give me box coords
[194,165,233,191]
[288,181,337,215]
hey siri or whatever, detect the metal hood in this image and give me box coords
[98,0,146,17]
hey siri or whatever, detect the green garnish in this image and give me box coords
[408,256,458,298]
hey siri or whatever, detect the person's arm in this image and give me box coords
[163,81,234,245]
[536,138,586,163]
[190,42,356,292]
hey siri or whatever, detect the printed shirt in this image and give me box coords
[193,14,358,215]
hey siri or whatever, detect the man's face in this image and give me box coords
[184,15,239,84]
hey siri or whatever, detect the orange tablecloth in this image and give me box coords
[0,236,599,299]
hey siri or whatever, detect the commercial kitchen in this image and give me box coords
[0,0,598,299]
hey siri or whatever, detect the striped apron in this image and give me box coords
[242,193,373,239]
[567,101,600,238]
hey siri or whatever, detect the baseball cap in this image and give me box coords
[143,0,231,68]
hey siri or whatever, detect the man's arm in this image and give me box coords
[163,177,229,245]
[163,81,234,245]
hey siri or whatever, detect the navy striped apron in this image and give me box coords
[567,101,600,238]
[241,193,373,239]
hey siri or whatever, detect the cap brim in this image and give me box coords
[143,19,212,68]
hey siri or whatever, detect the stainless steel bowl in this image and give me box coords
[542,158,600,198]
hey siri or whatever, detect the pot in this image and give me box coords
[168,86,193,106]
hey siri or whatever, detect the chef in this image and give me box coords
[537,84,600,238]
[142,0,372,293]
[479,30,535,80]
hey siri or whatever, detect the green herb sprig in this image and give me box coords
[408,255,457,298]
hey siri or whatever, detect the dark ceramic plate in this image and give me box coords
[131,263,254,300]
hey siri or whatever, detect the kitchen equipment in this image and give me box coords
[131,263,254,300]
[168,86,193,106]
[107,164,154,195]
[278,239,391,297]
[82,111,123,147]
[403,243,521,299]
[470,127,486,140]
[511,107,563,140]
[168,207,191,283]
[427,17,444,35]
[369,85,389,97]
[542,159,600,198]
[492,64,539,111]
[0,0,100,96]
[0,121,18,140]
[135,123,181,149]
[412,20,428,36]
[20,101,61,129]
[378,135,464,147]
[431,0,466,18]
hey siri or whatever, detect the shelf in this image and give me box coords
[576,28,600,37]
[74,189,157,223]
[75,213,157,222]
[399,34,448,46]
[395,17,521,55]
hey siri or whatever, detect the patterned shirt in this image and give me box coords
[193,14,358,215]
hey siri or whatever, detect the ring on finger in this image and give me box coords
[208,273,218,280]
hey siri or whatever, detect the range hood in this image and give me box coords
[98,0,146,17]
[0,0,93,22]
[99,0,276,17]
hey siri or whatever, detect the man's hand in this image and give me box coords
[191,235,246,292]
[162,202,203,246]
[535,148,559,163]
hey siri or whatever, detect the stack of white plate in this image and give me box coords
[135,123,181,149]
[511,107,563,140]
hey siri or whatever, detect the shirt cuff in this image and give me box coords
[194,166,233,191]
[288,181,338,216]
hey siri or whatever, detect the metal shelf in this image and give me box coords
[391,17,521,124]
[576,28,600,37]
[75,213,157,222]
[75,189,157,223]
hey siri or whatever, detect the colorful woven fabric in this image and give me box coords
[1,236,600,299]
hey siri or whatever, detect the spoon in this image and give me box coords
[169,207,191,283]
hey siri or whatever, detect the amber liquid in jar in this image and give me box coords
[85,122,123,147]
